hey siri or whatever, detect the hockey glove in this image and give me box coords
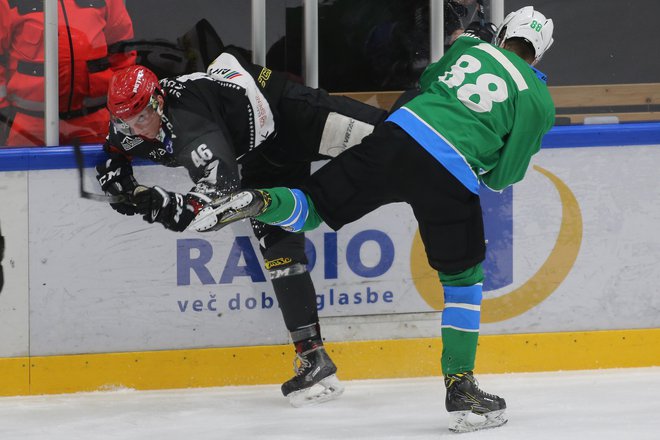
[96,157,138,216]
[133,186,211,232]
[465,21,497,43]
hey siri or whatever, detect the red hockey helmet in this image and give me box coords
[107,65,162,120]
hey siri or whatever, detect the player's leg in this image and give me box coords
[218,123,415,233]
[265,81,387,164]
[251,221,343,407]
[407,147,506,432]
[241,155,343,407]
[438,266,507,433]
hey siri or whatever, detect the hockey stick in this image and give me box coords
[476,0,486,27]
[73,140,128,203]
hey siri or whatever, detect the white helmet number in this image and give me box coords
[530,20,543,32]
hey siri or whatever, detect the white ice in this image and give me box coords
[0,367,659,440]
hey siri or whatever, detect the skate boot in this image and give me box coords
[444,371,507,433]
[189,189,270,232]
[281,344,344,408]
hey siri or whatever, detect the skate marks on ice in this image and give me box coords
[0,368,659,439]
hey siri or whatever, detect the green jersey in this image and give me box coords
[386,34,555,192]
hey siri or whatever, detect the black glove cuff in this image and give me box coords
[465,21,497,43]
[162,208,196,232]
[96,156,135,194]
[110,201,137,216]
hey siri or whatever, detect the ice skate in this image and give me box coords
[444,371,507,433]
[212,189,270,225]
[189,189,270,231]
[281,345,344,408]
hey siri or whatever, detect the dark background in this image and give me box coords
[506,0,660,86]
[125,0,660,90]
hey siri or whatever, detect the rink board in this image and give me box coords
[1,123,660,395]
[3,328,660,395]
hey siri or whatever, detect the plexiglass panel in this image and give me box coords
[3,0,659,147]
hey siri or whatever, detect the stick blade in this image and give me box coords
[73,140,127,203]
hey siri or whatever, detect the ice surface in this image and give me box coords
[0,367,659,440]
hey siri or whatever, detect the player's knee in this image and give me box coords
[439,264,484,312]
[438,263,484,287]
[267,260,307,280]
[261,230,310,279]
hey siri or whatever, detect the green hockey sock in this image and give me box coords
[438,264,484,375]
[255,187,323,232]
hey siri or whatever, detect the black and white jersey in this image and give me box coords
[105,47,287,194]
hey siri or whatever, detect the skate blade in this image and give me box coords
[448,409,507,433]
[287,375,345,408]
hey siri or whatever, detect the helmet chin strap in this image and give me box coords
[157,113,175,154]
[151,100,169,143]
[156,126,167,143]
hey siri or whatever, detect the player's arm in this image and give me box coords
[95,135,139,215]
[132,130,241,232]
[479,127,542,192]
[480,103,552,191]
[462,21,497,44]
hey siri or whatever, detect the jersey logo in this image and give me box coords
[121,136,144,151]
[257,67,272,88]
[217,69,242,80]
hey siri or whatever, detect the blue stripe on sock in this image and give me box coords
[441,306,481,331]
[271,188,309,232]
[443,285,483,306]
[441,284,482,332]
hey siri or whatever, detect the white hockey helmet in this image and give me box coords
[495,6,554,65]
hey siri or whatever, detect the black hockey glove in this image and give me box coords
[465,21,497,43]
[133,186,211,232]
[96,157,138,216]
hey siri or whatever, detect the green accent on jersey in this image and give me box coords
[405,34,555,191]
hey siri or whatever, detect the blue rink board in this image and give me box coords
[1,122,660,172]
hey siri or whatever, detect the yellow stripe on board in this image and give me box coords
[1,328,659,396]
[0,357,29,396]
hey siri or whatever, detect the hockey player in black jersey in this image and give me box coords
[96,47,387,407]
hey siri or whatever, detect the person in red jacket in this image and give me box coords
[0,0,136,147]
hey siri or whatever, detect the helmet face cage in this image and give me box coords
[495,6,554,64]
[111,94,160,136]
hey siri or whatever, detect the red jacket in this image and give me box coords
[0,0,136,117]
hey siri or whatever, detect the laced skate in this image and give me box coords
[281,346,344,408]
[444,371,507,433]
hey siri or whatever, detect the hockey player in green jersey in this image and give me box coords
[186,5,555,433]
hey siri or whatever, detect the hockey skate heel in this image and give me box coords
[445,372,507,433]
[281,346,344,408]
